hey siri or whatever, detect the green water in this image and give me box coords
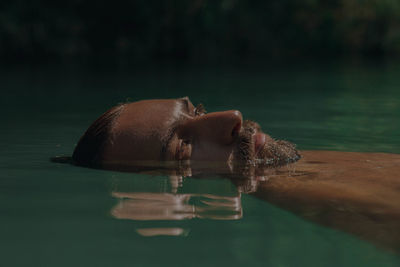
[1,62,400,266]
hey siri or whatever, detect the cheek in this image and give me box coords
[191,141,233,161]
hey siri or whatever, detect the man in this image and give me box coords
[72,97,400,252]
[72,97,300,170]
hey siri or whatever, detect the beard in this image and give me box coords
[233,120,301,167]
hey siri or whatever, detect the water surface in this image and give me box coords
[1,62,400,266]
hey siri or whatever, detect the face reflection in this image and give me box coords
[102,97,300,167]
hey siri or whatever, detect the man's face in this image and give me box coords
[102,97,299,167]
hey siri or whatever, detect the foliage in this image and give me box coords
[1,0,400,63]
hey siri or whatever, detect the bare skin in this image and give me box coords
[110,150,400,252]
[76,97,400,251]
[248,150,400,253]
[101,97,299,168]
[102,97,245,164]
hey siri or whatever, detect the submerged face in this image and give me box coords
[100,97,300,168]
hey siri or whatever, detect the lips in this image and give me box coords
[253,132,266,156]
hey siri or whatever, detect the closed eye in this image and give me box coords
[176,139,192,160]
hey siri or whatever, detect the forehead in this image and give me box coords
[114,98,193,136]
[103,98,194,162]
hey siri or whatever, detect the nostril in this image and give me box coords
[231,122,241,137]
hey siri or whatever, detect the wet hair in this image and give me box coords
[72,104,125,167]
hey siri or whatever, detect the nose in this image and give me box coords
[180,110,243,145]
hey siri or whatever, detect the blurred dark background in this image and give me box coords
[2,0,400,65]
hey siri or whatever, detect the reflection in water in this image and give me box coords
[111,176,242,236]
[112,192,242,221]
[110,150,400,254]
[136,228,189,237]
